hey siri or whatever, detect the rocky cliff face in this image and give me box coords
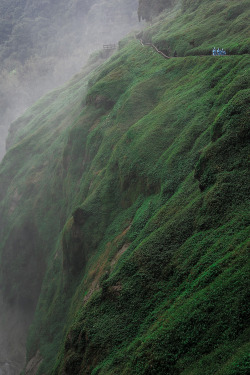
[0,0,249,374]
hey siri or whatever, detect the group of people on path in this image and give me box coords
[212,47,226,56]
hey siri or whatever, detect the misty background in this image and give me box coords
[0,0,141,161]
[0,292,31,375]
[0,0,140,373]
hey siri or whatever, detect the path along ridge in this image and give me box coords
[138,38,239,59]
[139,39,171,59]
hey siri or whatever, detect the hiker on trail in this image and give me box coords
[174,50,177,57]
[212,47,227,56]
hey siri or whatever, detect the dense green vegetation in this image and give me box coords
[0,0,249,374]
[138,0,250,57]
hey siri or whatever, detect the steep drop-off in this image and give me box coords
[0,0,249,374]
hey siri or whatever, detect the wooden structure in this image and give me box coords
[103,44,117,50]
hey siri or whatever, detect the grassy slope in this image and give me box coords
[0,0,249,374]
[140,0,250,56]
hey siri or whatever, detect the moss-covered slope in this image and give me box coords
[0,0,249,374]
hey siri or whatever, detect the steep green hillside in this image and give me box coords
[138,0,250,56]
[0,0,249,374]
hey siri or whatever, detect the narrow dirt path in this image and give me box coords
[138,38,238,59]
[139,39,171,59]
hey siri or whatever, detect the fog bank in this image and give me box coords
[0,0,141,161]
[0,293,32,375]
